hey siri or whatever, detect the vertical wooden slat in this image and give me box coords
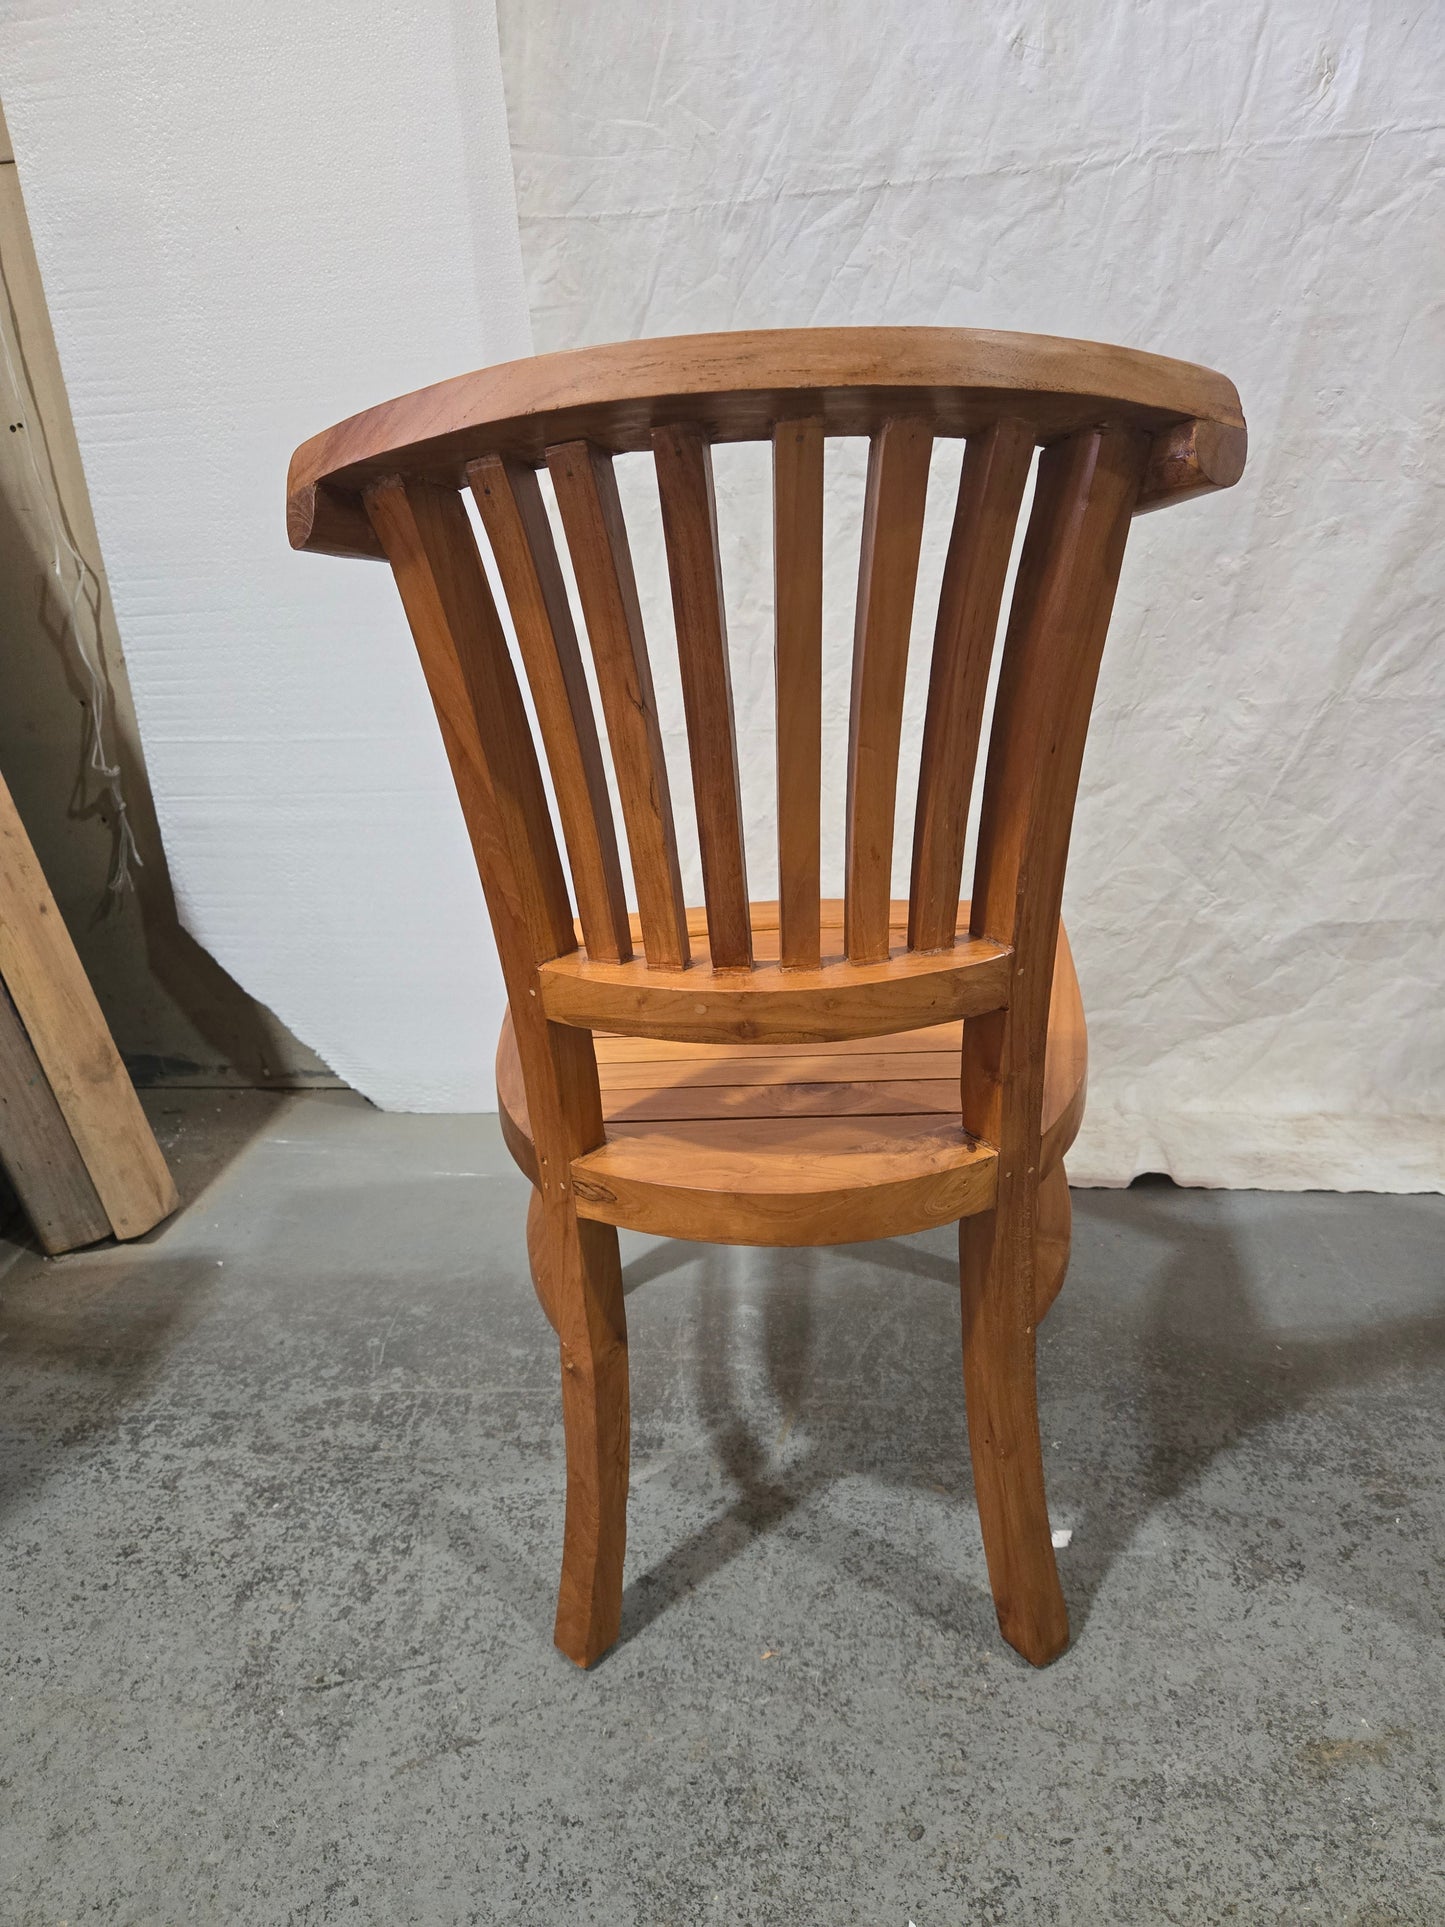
[963,425,1145,1162]
[365,478,576,968]
[367,474,605,1237]
[772,417,824,969]
[651,424,752,969]
[468,455,633,963]
[968,426,1145,982]
[546,441,691,970]
[844,416,934,963]
[907,418,1035,951]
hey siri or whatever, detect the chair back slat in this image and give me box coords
[545,439,691,969]
[651,424,752,968]
[964,425,1146,1148]
[468,455,634,964]
[844,416,934,963]
[771,417,825,969]
[364,477,576,970]
[907,418,1035,952]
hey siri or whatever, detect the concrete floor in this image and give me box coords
[1,1091,1441,1924]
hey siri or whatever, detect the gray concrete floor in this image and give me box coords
[1,1091,1441,1925]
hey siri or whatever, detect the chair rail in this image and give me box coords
[537,935,1012,1045]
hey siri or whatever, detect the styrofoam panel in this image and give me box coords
[0,0,531,1109]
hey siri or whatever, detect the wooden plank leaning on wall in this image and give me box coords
[0,105,177,1252]
[0,766,178,1251]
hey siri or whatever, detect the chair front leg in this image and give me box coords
[539,1198,630,1668]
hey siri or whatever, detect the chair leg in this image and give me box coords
[960,1202,1070,1667]
[541,1201,630,1668]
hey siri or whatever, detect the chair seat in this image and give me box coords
[496,904,1086,1248]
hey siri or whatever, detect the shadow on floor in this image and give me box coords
[0,1252,227,1523]
[611,1186,1445,1661]
[1061,1183,1445,1640]
[616,1236,1003,1657]
[0,1088,302,1522]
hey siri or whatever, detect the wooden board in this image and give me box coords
[0,976,110,1253]
[540,933,1011,1045]
[0,768,178,1241]
[570,1111,996,1247]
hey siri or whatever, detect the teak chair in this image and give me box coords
[287,328,1246,1669]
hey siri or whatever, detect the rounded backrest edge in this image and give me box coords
[286,326,1246,558]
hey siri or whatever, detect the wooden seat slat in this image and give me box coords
[596,1050,965,1090]
[599,1079,961,1122]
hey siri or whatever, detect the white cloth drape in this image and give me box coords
[497,0,1445,1191]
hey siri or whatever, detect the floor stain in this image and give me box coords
[1299,1727,1411,1773]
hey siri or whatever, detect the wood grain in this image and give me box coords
[289,327,1245,552]
[468,455,632,962]
[652,424,752,967]
[597,1050,964,1090]
[908,419,1034,951]
[546,440,690,968]
[772,417,825,969]
[0,975,110,1254]
[571,1113,996,1248]
[539,933,1011,1045]
[1136,417,1247,515]
[0,769,177,1241]
[845,417,933,962]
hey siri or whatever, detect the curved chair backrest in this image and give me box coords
[287,327,1245,1175]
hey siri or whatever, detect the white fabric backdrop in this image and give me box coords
[496,0,1445,1189]
[3,1,1441,1186]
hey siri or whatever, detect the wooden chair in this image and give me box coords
[287,328,1246,1668]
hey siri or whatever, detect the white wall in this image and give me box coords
[4,0,1442,1186]
[0,0,530,1109]
[498,0,1445,1189]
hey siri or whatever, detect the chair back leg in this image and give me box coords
[541,1202,631,1667]
[959,1188,1070,1666]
